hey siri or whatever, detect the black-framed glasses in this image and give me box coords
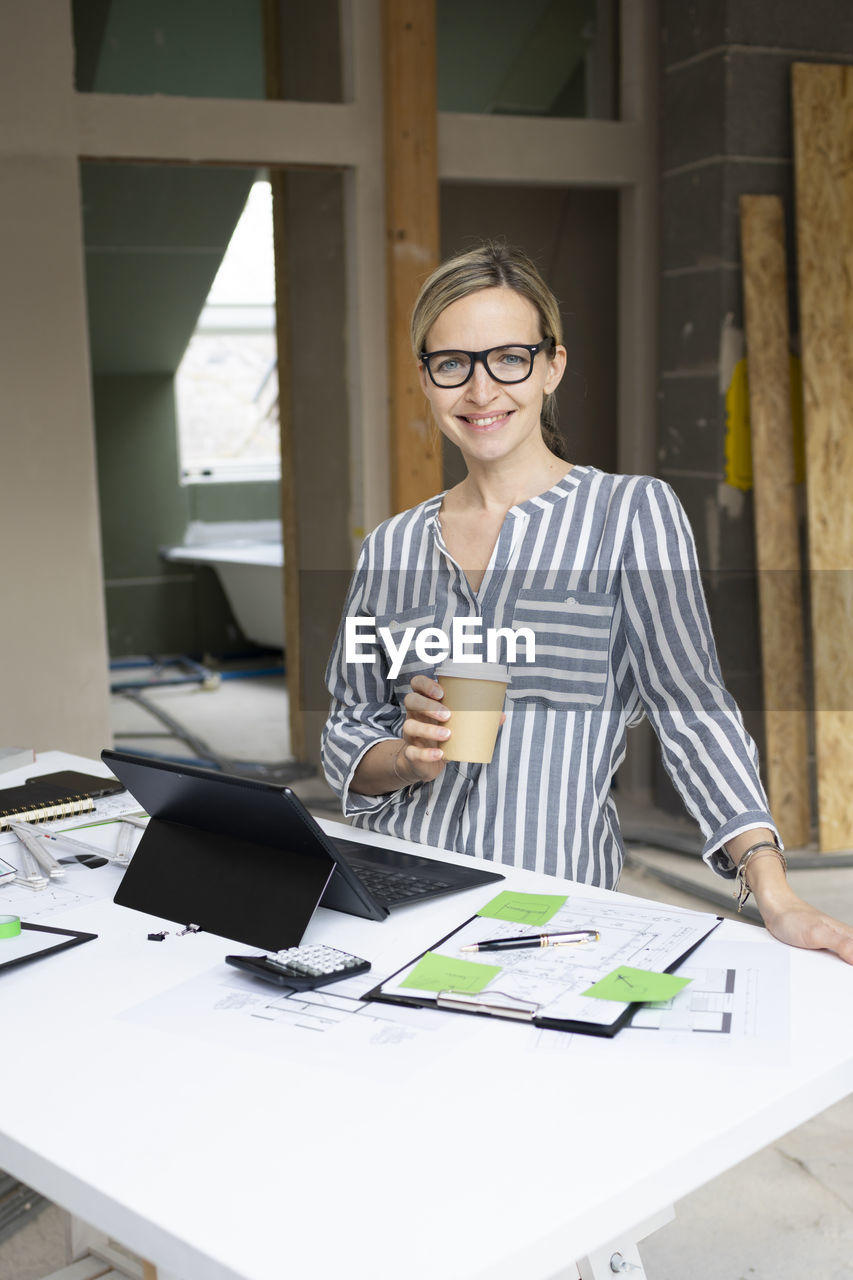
[419,338,556,388]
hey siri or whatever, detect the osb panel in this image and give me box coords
[739,195,810,847]
[792,63,853,851]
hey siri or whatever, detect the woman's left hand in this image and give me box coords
[759,895,853,965]
[725,830,853,966]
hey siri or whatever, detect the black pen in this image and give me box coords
[460,929,599,953]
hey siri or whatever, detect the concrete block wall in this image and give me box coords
[656,0,853,804]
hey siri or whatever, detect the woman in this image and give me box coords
[322,242,853,965]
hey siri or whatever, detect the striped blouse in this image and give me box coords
[321,466,776,889]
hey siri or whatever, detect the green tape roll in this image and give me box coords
[0,914,21,939]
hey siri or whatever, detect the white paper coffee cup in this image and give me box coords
[434,662,510,764]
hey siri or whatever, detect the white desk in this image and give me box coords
[1,752,852,1280]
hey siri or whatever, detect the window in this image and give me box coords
[175,180,281,484]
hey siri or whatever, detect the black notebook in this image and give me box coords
[0,771,124,831]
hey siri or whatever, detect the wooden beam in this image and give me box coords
[382,0,442,514]
[792,63,853,851]
[269,175,304,760]
[264,1,304,760]
[74,93,370,168]
[437,114,644,187]
[739,195,811,848]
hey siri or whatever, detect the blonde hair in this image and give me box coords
[410,242,566,455]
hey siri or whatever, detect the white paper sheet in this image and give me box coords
[0,855,126,920]
[618,938,791,1059]
[119,965,475,1074]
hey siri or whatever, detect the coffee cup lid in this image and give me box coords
[435,661,511,683]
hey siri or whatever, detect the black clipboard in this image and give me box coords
[366,912,723,1038]
[0,922,97,973]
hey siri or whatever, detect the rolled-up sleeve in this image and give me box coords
[321,545,403,818]
[620,479,778,876]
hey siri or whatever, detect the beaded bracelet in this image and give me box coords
[734,840,787,911]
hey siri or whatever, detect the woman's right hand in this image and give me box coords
[395,674,453,784]
[349,675,451,796]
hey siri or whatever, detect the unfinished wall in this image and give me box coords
[277,169,351,766]
[440,183,619,487]
[657,0,853,806]
[0,2,112,757]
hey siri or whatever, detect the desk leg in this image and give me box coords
[142,1262,183,1280]
[65,1212,178,1280]
[576,1205,675,1279]
[65,1213,109,1263]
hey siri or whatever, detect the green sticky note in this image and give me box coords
[400,951,501,994]
[477,890,567,927]
[582,966,692,1003]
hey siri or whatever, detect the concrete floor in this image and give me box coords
[3,658,852,1280]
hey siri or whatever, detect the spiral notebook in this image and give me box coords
[0,771,124,831]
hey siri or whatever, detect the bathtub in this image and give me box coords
[162,520,285,650]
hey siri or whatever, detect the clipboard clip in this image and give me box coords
[436,989,539,1021]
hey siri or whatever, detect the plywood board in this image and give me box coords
[739,195,811,847]
[382,0,442,514]
[792,63,853,851]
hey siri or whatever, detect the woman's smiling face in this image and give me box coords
[418,286,566,466]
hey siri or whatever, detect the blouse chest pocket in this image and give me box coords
[377,606,443,698]
[507,588,616,709]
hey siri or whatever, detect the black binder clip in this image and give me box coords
[179,923,202,936]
